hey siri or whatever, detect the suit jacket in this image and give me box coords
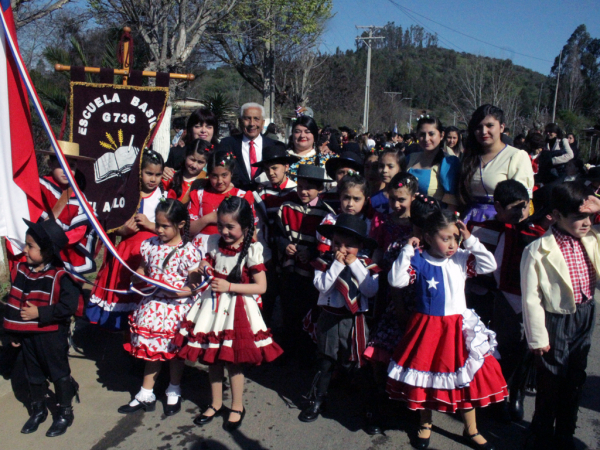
[219,134,277,191]
[520,226,600,350]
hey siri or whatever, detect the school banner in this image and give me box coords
[70,82,168,230]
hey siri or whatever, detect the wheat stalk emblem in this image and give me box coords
[100,130,125,151]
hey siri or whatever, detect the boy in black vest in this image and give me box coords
[4,219,83,437]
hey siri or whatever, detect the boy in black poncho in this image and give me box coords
[4,219,83,437]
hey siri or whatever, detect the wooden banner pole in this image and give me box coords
[122,26,131,86]
[54,64,195,81]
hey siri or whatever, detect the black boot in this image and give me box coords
[21,401,48,434]
[508,389,525,422]
[46,376,78,437]
[299,393,327,422]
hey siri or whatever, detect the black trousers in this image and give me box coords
[19,325,71,385]
[492,292,529,389]
[280,271,318,360]
[532,301,595,437]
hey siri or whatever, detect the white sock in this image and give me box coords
[131,387,155,406]
[165,383,181,405]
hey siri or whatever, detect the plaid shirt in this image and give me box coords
[552,226,596,304]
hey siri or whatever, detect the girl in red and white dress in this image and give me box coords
[188,150,255,256]
[118,199,202,417]
[176,196,283,431]
[88,150,166,330]
[387,210,507,450]
[163,139,210,204]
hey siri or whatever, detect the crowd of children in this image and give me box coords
[4,105,599,450]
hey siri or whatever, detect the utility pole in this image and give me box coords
[453,111,456,126]
[385,91,401,131]
[357,26,383,133]
[552,50,562,124]
[409,109,413,132]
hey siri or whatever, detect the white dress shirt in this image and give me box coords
[241,134,263,178]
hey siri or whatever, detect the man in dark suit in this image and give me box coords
[219,102,277,191]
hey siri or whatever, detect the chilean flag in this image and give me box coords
[0,0,43,253]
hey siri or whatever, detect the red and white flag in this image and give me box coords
[0,0,43,253]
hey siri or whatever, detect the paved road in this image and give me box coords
[0,303,599,450]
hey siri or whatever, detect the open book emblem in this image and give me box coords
[94,131,139,184]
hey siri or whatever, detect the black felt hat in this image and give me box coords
[317,213,377,250]
[251,142,300,167]
[23,218,68,261]
[325,151,363,179]
[296,164,330,182]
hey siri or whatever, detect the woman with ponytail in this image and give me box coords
[176,197,283,431]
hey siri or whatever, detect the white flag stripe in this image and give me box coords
[0,31,31,251]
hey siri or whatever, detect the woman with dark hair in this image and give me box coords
[287,115,335,179]
[459,104,533,223]
[536,123,574,184]
[407,115,461,208]
[567,133,579,159]
[444,126,464,157]
[164,108,220,180]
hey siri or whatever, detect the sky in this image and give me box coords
[321,0,600,75]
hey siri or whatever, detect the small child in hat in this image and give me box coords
[275,164,335,361]
[250,142,300,325]
[4,219,84,437]
[33,141,97,275]
[299,214,380,423]
[321,151,364,213]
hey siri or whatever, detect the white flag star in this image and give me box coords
[426,277,439,290]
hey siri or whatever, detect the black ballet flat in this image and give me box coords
[462,430,496,450]
[117,399,156,414]
[225,408,245,431]
[193,404,223,425]
[414,425,432,449]
[164,397,182,416]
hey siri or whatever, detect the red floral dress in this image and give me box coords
[124,237,201,361]
[176,235,283,365]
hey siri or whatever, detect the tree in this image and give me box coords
[551,25,600,116]
[202,0,333,115]
[12,0,74,29]
[89,0,238,74]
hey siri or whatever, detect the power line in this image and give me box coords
[385,0,554,63]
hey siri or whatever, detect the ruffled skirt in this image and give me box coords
[175,290,283,365]
[386,310,507,413]
[124,296,194,361]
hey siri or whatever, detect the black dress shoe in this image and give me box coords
[117,399,156,414]
[365,411,383,435]
[46,406,74,437]
[509,390,525,422]
[193,404,223,425]
[21,401,48,434]
[299,394,326,423]
[164,397,182,416]
[462,430,496,450]
[414,426,431,449]
[225,408,245,431]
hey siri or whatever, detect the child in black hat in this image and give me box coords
[275,164,335,361]
[4,219,83,437]
[251,142,300,325]
[321,151,364,213]
[299,214,380,423]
